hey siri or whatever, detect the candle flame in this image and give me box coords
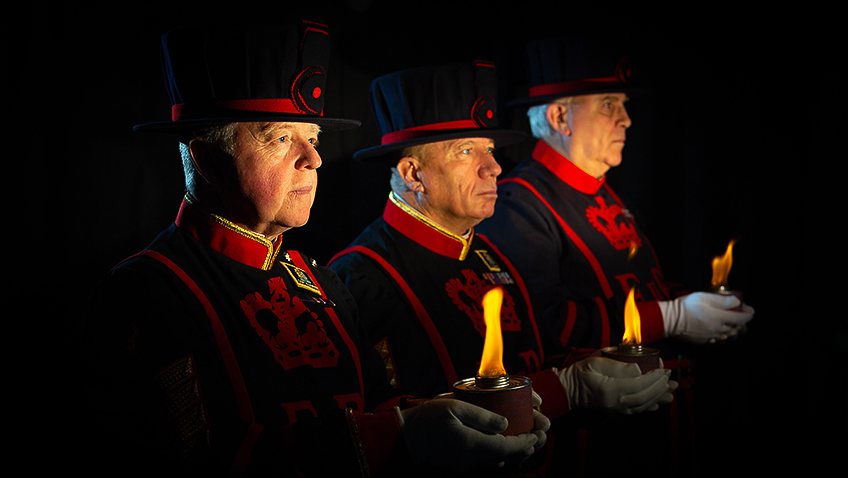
[622,287,642,345]
[478,286,507,378]
[627,240,639,262]
[711,239,736,288]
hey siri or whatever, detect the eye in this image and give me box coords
[309,137,320,148]
[278,135,290,144]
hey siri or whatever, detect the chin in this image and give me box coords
[279,213,311,230]
[606,157,623,168]
[477,206,496,221]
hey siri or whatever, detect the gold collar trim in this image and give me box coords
[388,192,473,261]
[181,194,282,270]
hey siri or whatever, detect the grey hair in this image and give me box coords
[179,123,237,192]
[526,97,578,139]
[389,167,410,194]
[388,143,436,194]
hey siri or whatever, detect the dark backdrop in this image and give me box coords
[24,1,840,475]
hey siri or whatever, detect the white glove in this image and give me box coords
[433,391,550,455]
[557,356,677,415]
[395,398,544,471]
[529,391,550,453]
[660,292,755,344]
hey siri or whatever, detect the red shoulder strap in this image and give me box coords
[497,178,612,348]
[134,249,261,476]
[329,246,458,389]
[499,177,614,300]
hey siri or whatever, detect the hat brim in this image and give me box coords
[353,128,527,162]
[133,113,361,134]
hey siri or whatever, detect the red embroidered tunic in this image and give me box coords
[84,197,410,477]
[477,140,679,352]
[329,193,572,420]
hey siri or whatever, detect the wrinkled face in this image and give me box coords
[227,122,322,236]
[416,137,502,234]
[567,93,631,177]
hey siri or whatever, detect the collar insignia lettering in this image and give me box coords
[281,262,322,295]
[474,250,501,272]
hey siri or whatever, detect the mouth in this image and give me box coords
[291,185,314,196]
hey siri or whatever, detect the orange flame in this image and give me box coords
[478,286,507,378]
[622,287,641,345]
[627,240,639,262]
[711,239,736,288]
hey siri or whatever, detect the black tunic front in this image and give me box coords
[84,197,407,477]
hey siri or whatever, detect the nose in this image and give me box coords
[294,141,323,170]
[480,152,502,179]
[618,105,632,129]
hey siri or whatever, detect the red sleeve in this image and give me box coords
[527,369,570,419]
[349,410,411,476]
[637,300,665,345]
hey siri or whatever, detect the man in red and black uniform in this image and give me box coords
[476,37,756,476]
[83,23,546,478]
[478,36,755,366]
[329,62,556,400]
[328,63,677,465]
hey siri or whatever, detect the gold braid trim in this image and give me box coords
[184,193,282,270]
[345,407,372,478]
[388,192,473,261]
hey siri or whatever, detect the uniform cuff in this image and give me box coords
[348,409,409,475]
[636,301,665,344]
[527,369,571,420]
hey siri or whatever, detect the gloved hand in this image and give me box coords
[432,391,550,455]
[395,398,545,471]
[660,292,755,344]
[529,391,551,453]
[557,356,677,415]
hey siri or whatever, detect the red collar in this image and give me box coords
[531,140,606,195]
[175,196,283,270]
[382,193,473,261]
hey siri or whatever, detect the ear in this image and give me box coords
[545,103,571,136]
[188,139,226,185]
[396,156,423,192]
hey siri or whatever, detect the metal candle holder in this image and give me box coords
[601,343,661,373]
[710,284,743,311]
[453,374,533,436]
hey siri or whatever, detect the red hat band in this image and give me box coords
[171,98,315,122]
[381,120,482,145]
[528,76,621,98]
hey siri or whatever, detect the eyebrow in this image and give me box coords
[257,122,321,138]
[601,94,628,102]
[453,138,495,149]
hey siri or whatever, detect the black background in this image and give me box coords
[22,0,841,475]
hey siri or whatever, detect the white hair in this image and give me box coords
[388,143,436,194]
[389,167,410,194]
[526,96,579,139]
[179,123,237,193]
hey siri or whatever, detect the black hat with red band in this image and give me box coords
[507,36,637,108]
[133,21,360,134]
[353,61,525,161]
